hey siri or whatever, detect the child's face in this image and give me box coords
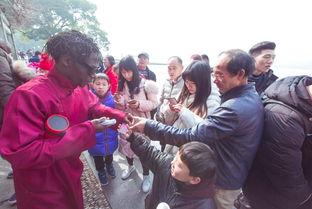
[171,152,194,183]
[93,78,110,96]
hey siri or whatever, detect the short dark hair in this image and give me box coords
[191,54,202,61]
[94,73,110,83]
[45,30,101,63]
[249,41,276,56]
[35,51,41,56]
[220,49,255,77]
[105,55,115,67]
[168,56,183,65]
[179,141,216,181]
[201,54,209,61]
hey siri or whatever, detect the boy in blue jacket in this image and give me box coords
[88,73,118,185]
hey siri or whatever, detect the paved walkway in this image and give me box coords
[0,157,16,209]
[0,141,160,209]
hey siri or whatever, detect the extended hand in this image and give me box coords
[124,113,134,125]
[129,116,148,133]
[91,117,112,132]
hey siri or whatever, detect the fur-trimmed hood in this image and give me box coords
[12,60,38,82]
[142,79,158,95]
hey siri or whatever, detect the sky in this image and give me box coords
[89,0,312,70]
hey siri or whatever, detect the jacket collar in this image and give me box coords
[167,75,183,85]
[47,67,77,94]
[221,83,254,103]
[174,178,215,198]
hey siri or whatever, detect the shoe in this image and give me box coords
[142,175,151,193]
[121,165,135,180]
[7,170,13,179]
[106,163,116,178]
[98,169,108,186]
[7,193,16,205]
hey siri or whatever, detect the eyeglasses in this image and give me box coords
[77,61,101,75]
[211,70,224,79]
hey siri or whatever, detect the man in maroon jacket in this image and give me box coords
[0,30,131,209]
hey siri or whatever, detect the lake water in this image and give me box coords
[149,64,312,95]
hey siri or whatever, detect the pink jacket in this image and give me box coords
[115,79,158,119]
[116,79,158,158]
[0,68,126,209]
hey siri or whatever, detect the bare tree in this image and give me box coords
[0,0,39,27]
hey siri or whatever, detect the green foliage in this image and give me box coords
[17,0,109,50]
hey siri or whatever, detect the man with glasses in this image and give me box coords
[130,49,264,209]
[0,30,132,209]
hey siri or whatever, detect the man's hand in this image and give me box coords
[91,117,114,132]
[124,113,134,125]
[129,116,148,133]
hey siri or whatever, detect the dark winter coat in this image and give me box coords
[139,66,156,81]
[244,76,312,209]
[248,69,278,95]
[88,90,118,156]
[0,40,36,129]
[129,133,216,209]
[0,40,16,128]
[144,84,264,190]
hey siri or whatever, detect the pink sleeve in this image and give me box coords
[0,90,96,169]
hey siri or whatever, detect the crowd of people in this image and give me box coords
[0,30,311,209]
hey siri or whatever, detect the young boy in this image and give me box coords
[88,73,118,185]
[123,130,217,209]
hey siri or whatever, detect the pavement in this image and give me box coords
[0,141,160,209]
[0,157,16,209]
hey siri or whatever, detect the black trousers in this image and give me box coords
[93,154,113,171]
[126,157,149,176]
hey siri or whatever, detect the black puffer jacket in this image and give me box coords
[145,84,264,190]
[248,69,278,95]
[244,76,312,209]
[129,134,216,209]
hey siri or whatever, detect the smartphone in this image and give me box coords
[118,123,128,135]
[100,119,116,126]
[167,97,177,105]
[128,99,137,104]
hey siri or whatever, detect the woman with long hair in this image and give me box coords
[163,60,220,154]
[114,55,158,193]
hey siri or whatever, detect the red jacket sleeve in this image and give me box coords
[0,90,96,169]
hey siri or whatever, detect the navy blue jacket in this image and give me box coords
[88,90,118,156]
[144,84,264,190]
